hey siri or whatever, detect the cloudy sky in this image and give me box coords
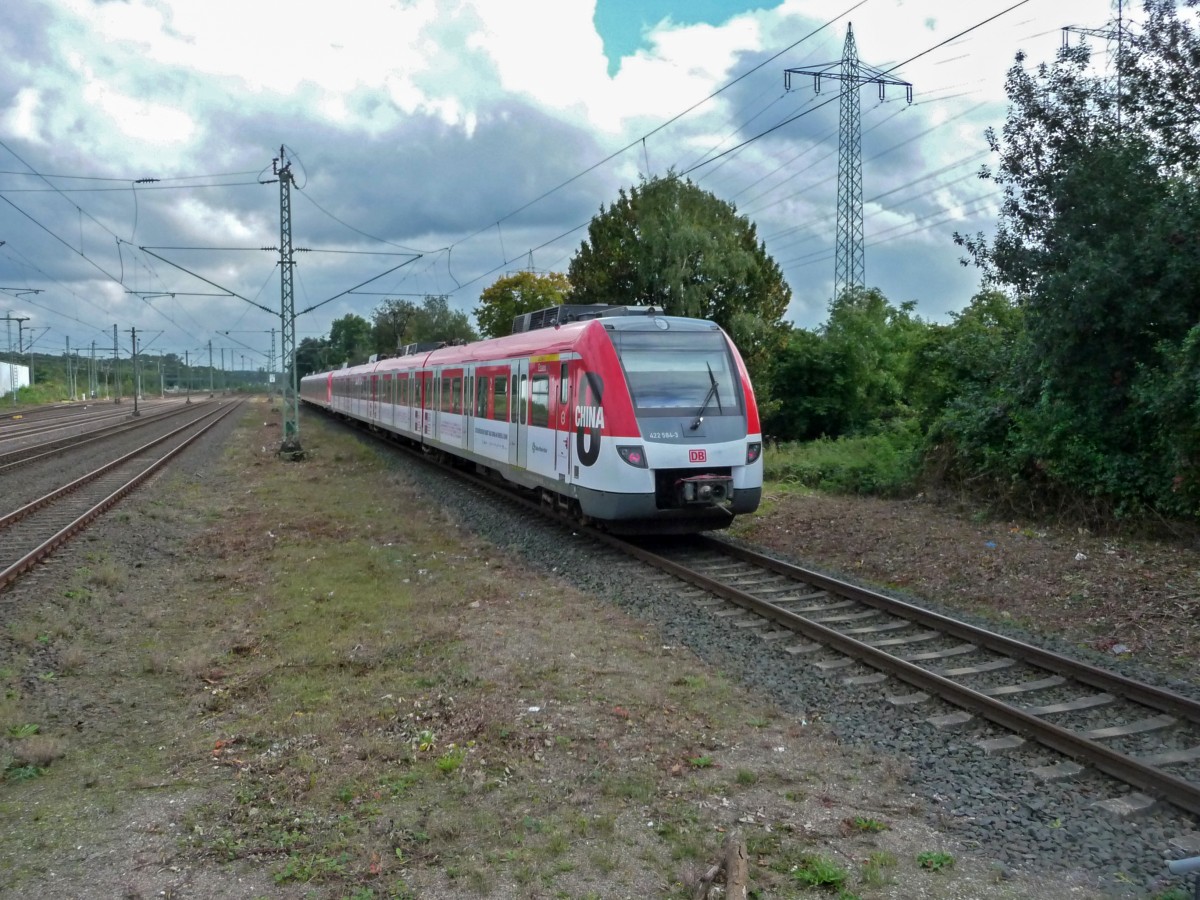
[0,0,1123,371]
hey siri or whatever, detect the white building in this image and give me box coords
[0,360,30,395]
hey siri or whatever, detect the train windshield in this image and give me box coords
[612,330,742,418]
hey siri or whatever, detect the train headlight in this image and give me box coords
[746,441,762,464]
[616,445,648,468]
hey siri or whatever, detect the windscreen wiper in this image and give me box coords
[690,363,722,431]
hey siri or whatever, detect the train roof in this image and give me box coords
[306,312,724,380]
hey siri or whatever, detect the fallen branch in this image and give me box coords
[692,829,749,900]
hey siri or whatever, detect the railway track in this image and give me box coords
[612,533,1200,819]
[325,409,1200,818]
[0,398,181,449]
[0,400,243,592]
[316,407,1200,861]
[0,400,214,473]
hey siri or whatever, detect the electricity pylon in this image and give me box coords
[273,147,302,458]
[786,24,912,301]
[1063,0,1133,131]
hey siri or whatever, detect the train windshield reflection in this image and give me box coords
[613,331,741,418]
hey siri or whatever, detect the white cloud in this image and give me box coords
[0,0,1134,355]
[1,88,47,145]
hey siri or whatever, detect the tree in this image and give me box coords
[821,287,925,435]
[761,327,843,441]
[371,295,477,351]
[371,299,419,353]
[475,271,571,338]
[567,172,791,372]
[295,336,331,376]
[329,313,373,367]
[951,1,1200,518]
[905,289,1022,430]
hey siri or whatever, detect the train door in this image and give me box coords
[555,360,571,480]
[418,370,434,440]
[463,369,474,454]
[509,359,528,469]
[370,374,379,423]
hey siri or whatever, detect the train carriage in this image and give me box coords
[300,304,763,533]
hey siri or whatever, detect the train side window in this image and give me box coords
[476,376,489,416]
[530,374,549,428]
[560,362,569,404]
[466,375,474,415]
[439,377,449,412]
[493,376,508,421]
[452,377,462,413]
[518,374,528,425]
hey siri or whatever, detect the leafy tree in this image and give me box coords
[950,1,1200,518]
[568,172,790,379]
[761,327,843,441]
[329,313,374,367]
[371,295,477,351]
[474,271,572,338]
[905,290,1023,430]
[821,287,925,435]
[371,299,419,353]
[295,336,331,376]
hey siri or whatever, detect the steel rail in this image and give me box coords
[0,405,228,530]
[616,534,1200,818]
[0,402,242,591]
[305,406,1200,816]
[0,402,212,473]
[699,535,1200,726]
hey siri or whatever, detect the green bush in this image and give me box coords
[765,421,922,497]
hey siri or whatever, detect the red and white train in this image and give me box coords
[299,304,763,533]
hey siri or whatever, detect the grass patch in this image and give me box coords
[792,853,849,889]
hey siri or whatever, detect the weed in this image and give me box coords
[735,770,757,785]
[7,723,39,738]
[273,852,349,884]
[435,746,465,775]
[792,854,848,888]
[380,772,422,795]
[862,851,897,886]
[688,756,714,769]
[850,815,889,833]
[917,850,955,871]
[3,764,45,782]
[59,645,88,674]
[545,830,569,856]
[413,728,436,752]
[88,562,126,590]
[604,775,655,802]
[589,849,618,874]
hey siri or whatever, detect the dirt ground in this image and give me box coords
[0,408,1193,898]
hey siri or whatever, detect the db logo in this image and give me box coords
[689,449,707,463]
